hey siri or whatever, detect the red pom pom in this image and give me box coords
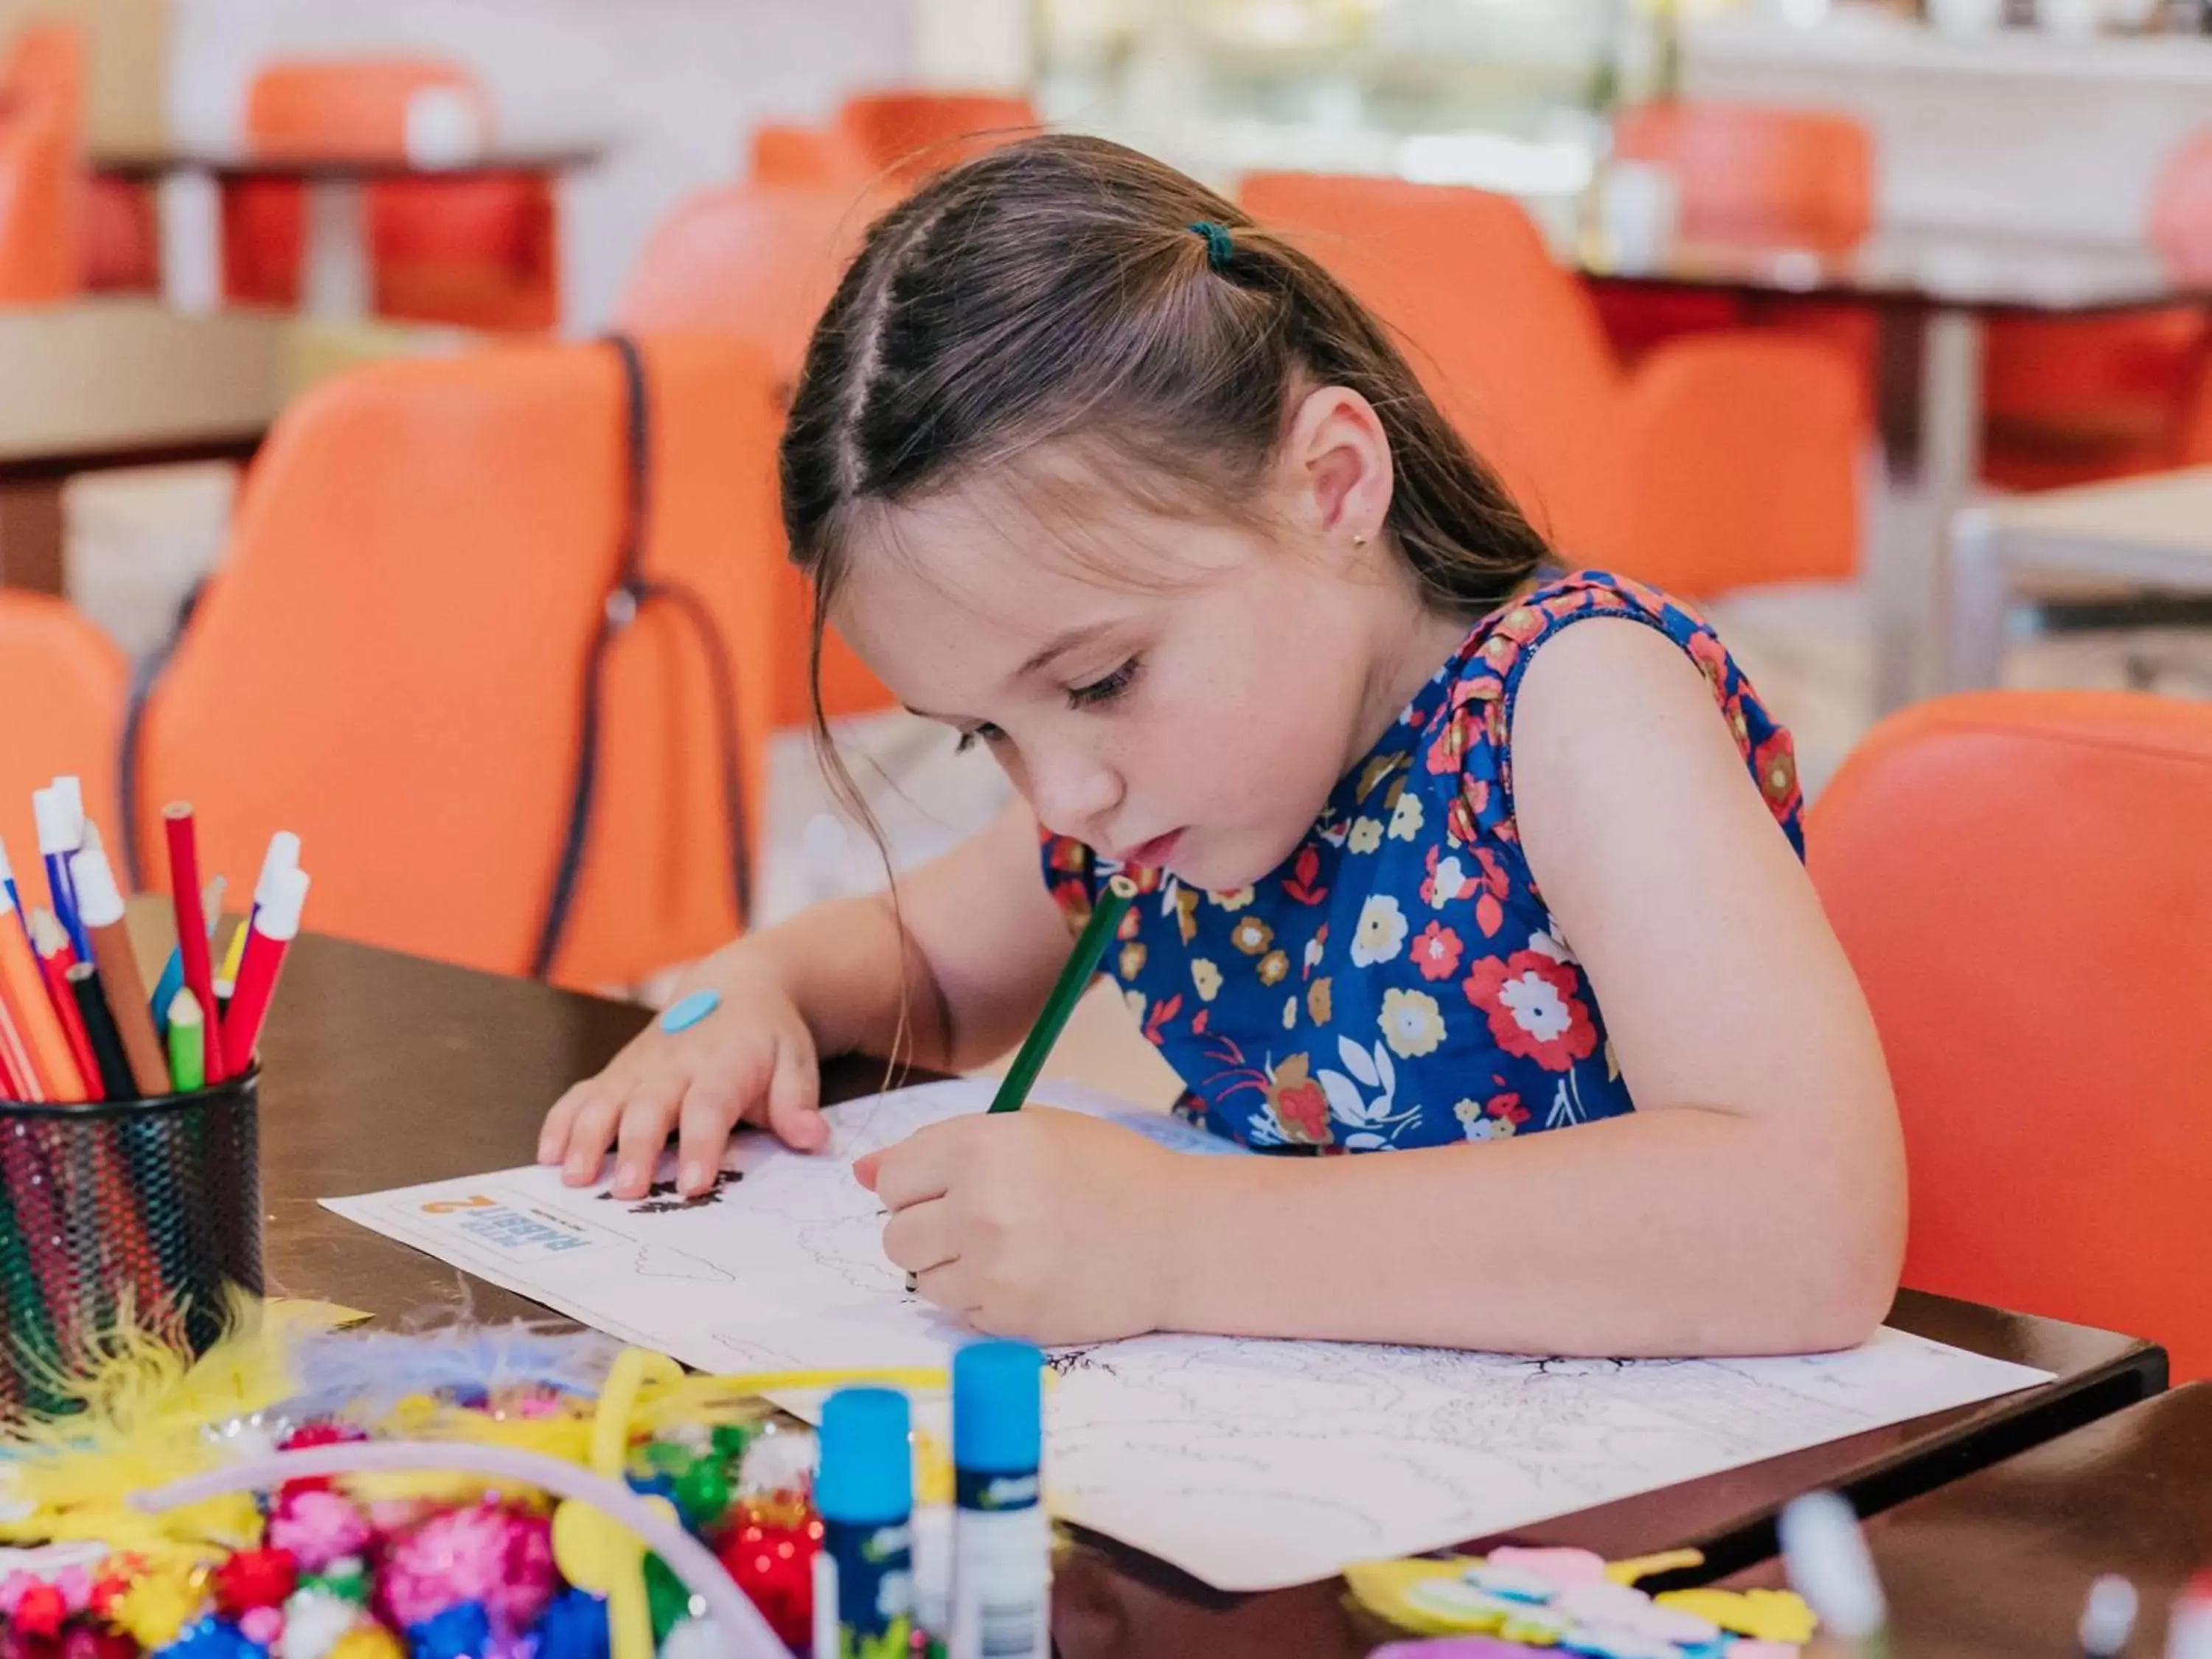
[211,1547,299,1614]
[63,1631,139,1659]
[278,1421,364,1498]
[88,1557,145,1619]
[9,1582,67,1638]
[719,1507,818,1651]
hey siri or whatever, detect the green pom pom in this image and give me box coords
[645,1552,693,1641]
[674,1457,734,1530]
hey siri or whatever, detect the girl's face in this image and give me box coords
[830,392,1466,891]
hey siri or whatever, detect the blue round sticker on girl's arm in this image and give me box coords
[660,990,720,1034]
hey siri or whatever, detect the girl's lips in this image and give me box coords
[1116,829,1184,867]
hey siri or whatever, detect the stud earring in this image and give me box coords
[1351,532,1371,549]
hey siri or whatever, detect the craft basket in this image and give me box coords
[0,1068,262,1418]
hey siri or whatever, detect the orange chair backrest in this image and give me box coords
[1613,100,1873,251]
[616,179,898,726]
[1240,170,1632,567]
[2151,128,2212,274]
[137,338,782,990]
[0,22,84,303]
[1808,691,2212,1380]
[243,58,489,159]
[748,122,872,192]
[0,594,125,891]
[837,90,1037,186]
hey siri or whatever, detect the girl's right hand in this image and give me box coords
[537,955,831,1201]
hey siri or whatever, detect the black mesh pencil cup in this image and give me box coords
[0,1068,262,1419]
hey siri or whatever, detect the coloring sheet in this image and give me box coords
[324,1078,2051,1592]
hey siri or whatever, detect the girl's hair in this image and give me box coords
[781,133,1550,681]
[776,135,1549,1060]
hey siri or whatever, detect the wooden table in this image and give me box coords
[257,928,2168,1657]
[1724,1382,2212,1659]
[0,301,288,593]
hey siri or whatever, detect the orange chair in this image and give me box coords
[748,122,872,192]
[223,58,558,331]
[1808,691,2212,1381]
[133,336,782,990]
[616,177,900,726]
[1982,130,2212,490]
[0,24,84,303]
[836,89,1037,188]
[1593,100,1877,417]
[0,594,125,888]
[1241,170,1860,594]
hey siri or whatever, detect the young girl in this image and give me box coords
[540,136,1905,1357]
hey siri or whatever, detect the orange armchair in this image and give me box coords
[0,23,84,303]
[0,593,125,883]
[1241,170,1860,595]
[1809,691,2212,1380]
[616,176,898,726]
[223,58,557,331]
[836,89,1037,188]
[134,337,782,990]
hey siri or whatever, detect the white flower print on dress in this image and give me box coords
[1347,818,1384,855]
[1379,987,1446,1059]
[1350,895,1409,966]
[1527,925,1578,964]
[1388,791,1425,841]
[1425,854,1473,908]
[1315,1034,1416,1150]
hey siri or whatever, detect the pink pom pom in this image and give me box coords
[0,1571,33,1615]
[239,1605,284,1646]
[268,1488,374,1572]
[486,1512,556,1632]
[378,1502,540,1633]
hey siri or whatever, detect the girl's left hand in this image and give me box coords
[855,1107,1190,1346]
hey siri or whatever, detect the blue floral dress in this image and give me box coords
[1039,571,1804,1151]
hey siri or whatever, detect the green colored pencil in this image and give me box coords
[167,989,206,1094]
[988,874,1137,1113]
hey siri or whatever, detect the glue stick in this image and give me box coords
[813,1388,915,1659]
[950,1341,1048,1659]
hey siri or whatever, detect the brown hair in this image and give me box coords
[777,136,1548,1055]
[782,133,1549,680]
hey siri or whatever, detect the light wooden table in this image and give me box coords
[1946,467,2212,691]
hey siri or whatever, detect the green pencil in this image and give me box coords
[988,874,1137,1113]
[167,989,206,1093]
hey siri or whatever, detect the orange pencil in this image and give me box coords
[0,884,84,1103]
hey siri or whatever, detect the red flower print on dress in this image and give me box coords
[1486,1091,1529,1126]
[1752,729,1802,822]
[1461,950,1598,1071]
[1409,922,1463,981]
[1686,628,1731,692]
[1283,844,1329,906]
[1265,1053,1333,1147]
[1141,992,1183,1046]
[1425,706,1478,776]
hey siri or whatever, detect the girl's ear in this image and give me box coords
[1280,384,1394,549]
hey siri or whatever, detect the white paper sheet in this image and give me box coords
[323,1078,2052,1592]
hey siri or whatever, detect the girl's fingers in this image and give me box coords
[539,1082,593,1164]
[881,1197,960,1276]
[561,1086,627,1186]
[913,1259,981,1316]
[763,1039,827,1152]
[612,1076,686,1198]
[867,1129,958,1211]
[675,1070,751,1197]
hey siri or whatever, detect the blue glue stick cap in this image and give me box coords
[818,1386,912,1525]
[953,1340,1043,1475]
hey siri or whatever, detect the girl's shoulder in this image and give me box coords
[1405,569,1802,855]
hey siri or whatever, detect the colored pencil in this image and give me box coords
[218,921,248,990]
[72,847,170,1098]
[31,913,102,1100]
[0,998,29,1100]
[162,807,227,1083]
[0,885,83,1103]
[166,990,206,1094]
[221,866,308,1068]
[150,876,223,1037]
[987,874,1138,1113]
[67,963,134,1102]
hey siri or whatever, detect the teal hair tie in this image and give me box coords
[1189,220,1235,271]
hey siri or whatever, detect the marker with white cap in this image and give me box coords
[1779,1490,1888,1659]
[32,786,89,960]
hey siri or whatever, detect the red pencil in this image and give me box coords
[31,913,102,1102]
[221,866,309,1069]
[0,1001,28,1100]
[162,805,228,1083]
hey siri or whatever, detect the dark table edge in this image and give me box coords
[0,430,266,484]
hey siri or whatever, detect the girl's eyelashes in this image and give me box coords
[1068,656,1142,710]
[953,723,1005,755]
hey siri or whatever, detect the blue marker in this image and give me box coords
[0,835,27,951]
[33,787,89,960]
[813,1388,914,1659]
[951,1341,1048,1659]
